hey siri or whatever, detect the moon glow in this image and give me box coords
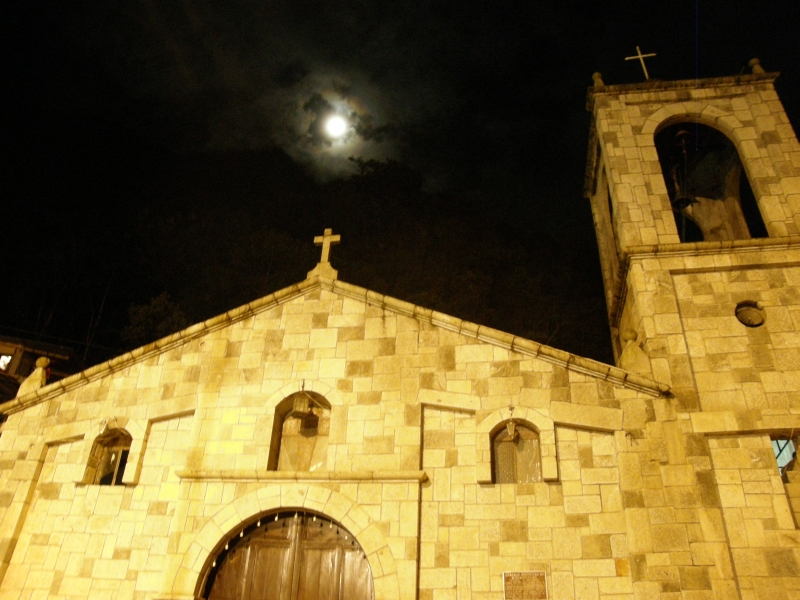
[325,115,348,138]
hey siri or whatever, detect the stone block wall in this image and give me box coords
[420,407,632,600]
[604,243,800,600]
[0,413,192,600]
[785,469,800,528]
[588,165,622,328]
[709,434,800,600]
[616,248,800,415]
[3,278,800,600]
[0,280,663,599]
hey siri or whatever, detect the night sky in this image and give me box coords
[3,2,799,369]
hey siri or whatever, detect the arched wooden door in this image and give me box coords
[204,511,374,600]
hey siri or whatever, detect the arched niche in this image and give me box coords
[268,391,332,472]
[491,421,541,483]
[654,121,767,242]
[76,417,147,485]
[476,407,557,483]
[199,509,374,600]
[83,428,132,485]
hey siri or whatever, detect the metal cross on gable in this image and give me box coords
[625,45,657,80]
[314,228,341,263]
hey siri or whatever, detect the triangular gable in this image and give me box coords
[1,275,669,414]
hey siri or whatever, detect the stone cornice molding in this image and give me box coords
[1,275,669,415]
[175,470,428,483]
[322,278,668,397]
[609,236,800,329]
[624,236,800,259]
[690,411,800,436]
[586,72,779,110]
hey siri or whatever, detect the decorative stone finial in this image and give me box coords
[618,329,653,377]
[307,228,341,280]
[749,58,765,74]
[15,357,50,398]
[592,72,605,87]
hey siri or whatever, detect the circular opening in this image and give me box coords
[735,301,765,328]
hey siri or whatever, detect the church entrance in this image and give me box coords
[202,510,374,600]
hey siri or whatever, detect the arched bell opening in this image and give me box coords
[268,391,332,472]
[655,122,768,242]
[674,211,705,244]
[198,509,374,600]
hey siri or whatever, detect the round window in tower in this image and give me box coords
[735,301,765,328]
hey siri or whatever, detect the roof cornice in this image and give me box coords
[1,276,670,414]
[586,72,779,106]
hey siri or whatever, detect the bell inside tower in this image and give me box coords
[655,122,768,242]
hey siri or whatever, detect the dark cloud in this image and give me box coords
[7,1,800,212]
[302,93,338,144]
[3,0,800,368]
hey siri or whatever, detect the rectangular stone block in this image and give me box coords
[581,468,619,485]
[573,558,617,577]
[550,401,623,431]
[564,496,602,514]
[651,524,688,552]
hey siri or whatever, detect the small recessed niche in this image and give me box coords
[735,301,765,327]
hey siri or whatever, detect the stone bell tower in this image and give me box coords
[584,60,800,407]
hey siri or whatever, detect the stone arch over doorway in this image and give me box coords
[167,484,400,600]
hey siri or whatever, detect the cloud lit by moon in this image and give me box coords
[200,69,404,180]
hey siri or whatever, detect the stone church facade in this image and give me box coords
[0,65,799,600]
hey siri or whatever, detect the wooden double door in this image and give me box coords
[206,512,374,600]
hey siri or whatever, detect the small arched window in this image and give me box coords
[86,429,132,485]
[492,421,541,484]
[268,391,331,472]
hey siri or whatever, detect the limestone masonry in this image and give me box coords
[1,64,800,599]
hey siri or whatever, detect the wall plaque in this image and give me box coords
[503,571,548,600]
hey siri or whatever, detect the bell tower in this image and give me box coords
[585,60,800,409]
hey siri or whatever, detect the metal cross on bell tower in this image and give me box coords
[625,45,657,80]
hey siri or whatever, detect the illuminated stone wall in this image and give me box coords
[0,277,663,600]
[584,71,800,599]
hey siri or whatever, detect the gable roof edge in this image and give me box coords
[1,275,669,415]
[326,279,670,398]
[0,280,314,414]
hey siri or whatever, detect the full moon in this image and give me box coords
[325,115,348,138]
